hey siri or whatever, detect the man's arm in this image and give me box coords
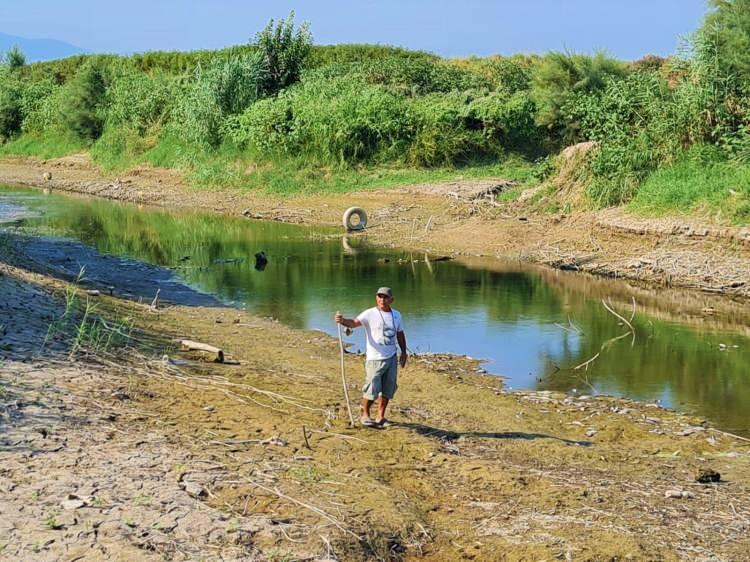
[397,330,408,367]
[335,311,362,329]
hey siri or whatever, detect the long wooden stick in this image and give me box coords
[337,322,356,427]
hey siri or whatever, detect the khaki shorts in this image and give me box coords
[362,355,398,400]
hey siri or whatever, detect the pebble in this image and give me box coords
[664,489,695,499]
[61,499,86,510]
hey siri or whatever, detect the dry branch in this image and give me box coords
[180,339,224,363]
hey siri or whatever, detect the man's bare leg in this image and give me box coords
[361,398,374,421]
[376,396,389,423]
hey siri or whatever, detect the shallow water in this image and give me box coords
[2,184,749,435]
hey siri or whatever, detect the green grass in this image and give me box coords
[628,158,750,224]
[133,134,540,195]
[90,128,154,171]
[0,131,84,159]
[4,130,540,196]
[222,155,540,195]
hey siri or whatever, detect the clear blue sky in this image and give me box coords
[1,0,710,60]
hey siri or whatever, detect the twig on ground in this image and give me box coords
[246,479,362,540]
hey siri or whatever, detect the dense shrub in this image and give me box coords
[468,91,541,155]
[407,92,491,166]
[227,96,294,154]
[170,53,268,147]
[106,70,177,134]
[0,78,23,138]
[2,46,26,71]
[305,58,490,96]
[233,75,412,165]
[452,55,536,95]
[59,63,108,141]
[253,12,312,95]
[531,51,626,141]
[702,0,750,86]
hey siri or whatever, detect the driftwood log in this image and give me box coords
[180,340,224,363]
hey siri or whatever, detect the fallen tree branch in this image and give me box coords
[180,340,224,363]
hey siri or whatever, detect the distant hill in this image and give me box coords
[0,32,87,62]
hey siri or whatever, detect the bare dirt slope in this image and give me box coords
[1,154,749,298]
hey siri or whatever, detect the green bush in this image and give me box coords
[407,92,488,167]
[253,12,312,95]
[21,82,64,133]
[305,58,489,96]
[106,70,177,134]
[239,75,413,165]
[468,91,541,155]
[59,63,108,141]
[169,53,268,147]
[2,46,26,71]
[531,51,626,141]
[227,96,294,154]
[0,77,23,138]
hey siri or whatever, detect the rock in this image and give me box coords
[260,436,288,447]
[696,469,721,484]
[664,489,695,499]
[42,171,52,181]
[61,499,86,510]
[182,481,207,499]
[675,426,705,436]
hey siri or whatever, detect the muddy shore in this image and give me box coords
[2,155,750,560]
[1,153,749,299]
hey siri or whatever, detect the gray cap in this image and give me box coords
[376,287,393,297]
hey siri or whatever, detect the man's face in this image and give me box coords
[376,293,393,310]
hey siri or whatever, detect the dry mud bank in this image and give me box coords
[1,154,750,299]
[1,250,750,560]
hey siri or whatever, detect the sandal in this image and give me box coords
[376,418,394,428]
[360,417,377,427]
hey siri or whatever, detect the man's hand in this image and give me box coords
[335,311,343,324]
[399,352,408,368]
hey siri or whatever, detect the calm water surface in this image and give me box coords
[2,185,749,435]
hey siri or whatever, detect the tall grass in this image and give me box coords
[42,268,135,357]
[629,153,750,223]
[0,130,84,159]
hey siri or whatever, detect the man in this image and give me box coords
[335,287,407,428]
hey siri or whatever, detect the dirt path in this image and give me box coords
[1,154,749,299]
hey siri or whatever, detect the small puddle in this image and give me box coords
[2,184,749,436]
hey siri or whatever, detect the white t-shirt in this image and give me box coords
[356,307,404,360]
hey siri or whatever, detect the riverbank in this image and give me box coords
[1,153,749,300]
[2,219,750,560]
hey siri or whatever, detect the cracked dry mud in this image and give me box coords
[0,267,273,561]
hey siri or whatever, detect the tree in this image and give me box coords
[2,45,26,71]
[60,63,107,141]
[701,0,750,85]
[531,51,626,142]
[253,11,312,95]
[0,81,23,138]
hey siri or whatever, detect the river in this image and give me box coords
[2,184,749,436]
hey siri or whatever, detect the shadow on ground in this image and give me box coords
[395,421,593,447]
